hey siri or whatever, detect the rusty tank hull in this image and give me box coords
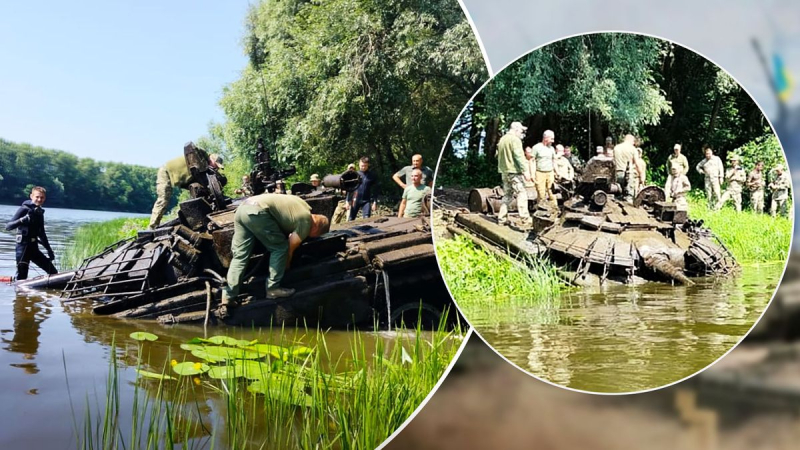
[18,188,453,329]
[444,158,738,286]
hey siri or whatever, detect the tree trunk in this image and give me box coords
[484,118,500,163]
[706,93,723,143]
[467,102,482,158]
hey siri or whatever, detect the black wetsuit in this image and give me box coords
[5,200,57,280]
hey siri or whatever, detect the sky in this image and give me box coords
[0,1,251,168]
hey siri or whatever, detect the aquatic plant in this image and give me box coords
[436,234,565,302]
[68,317,463,449]
[686,193,791,262]
[60,218,150,270]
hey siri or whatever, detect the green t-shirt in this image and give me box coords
[249,194,313,240]
[402,184,431,218]
[531,143,555,172]
[394,165,434,186]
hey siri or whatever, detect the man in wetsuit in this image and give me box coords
[5,186,58,280]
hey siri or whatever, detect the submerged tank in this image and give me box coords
[444,158,738,286]
[17,142,452,329]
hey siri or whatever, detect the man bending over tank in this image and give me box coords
[5,186,58,280]
[222,194,330,306]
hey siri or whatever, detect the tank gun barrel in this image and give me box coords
[323,171,362,192]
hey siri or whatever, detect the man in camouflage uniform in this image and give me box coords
[669,166,691,212]
[613,134,641,202]
[149,150,224,229]
[695,147,724,209]
[664,144,689,202]
[747,161,766,213]
[715,154,747,211]
[553,145,575,186]
[564,146,583,173]
[769,165,792,217]
[496,121,531,227]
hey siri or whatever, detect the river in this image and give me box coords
[0,204,444,448]
[464,263,784,393]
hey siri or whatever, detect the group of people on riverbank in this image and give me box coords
[496,122,793,229]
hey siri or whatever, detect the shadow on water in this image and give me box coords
[467,263,784,393]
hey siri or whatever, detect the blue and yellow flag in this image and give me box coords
[773,53,794,102]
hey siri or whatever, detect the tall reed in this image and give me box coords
[68,318,463,450]
[60,218,150,270]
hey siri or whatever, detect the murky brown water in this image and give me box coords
[0,205,432,448]
[465,263,784,393]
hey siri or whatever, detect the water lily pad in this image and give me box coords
[136,369,175,380]
[290,345,314,358]
[201,335,256,348]
[172,361,210,376]
[247,344,290,360]
[130,332,158,342]
[190,345,262,363]
[207,360,271,380]
[247,374,313,407]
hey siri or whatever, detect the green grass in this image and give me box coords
[436,235,565,303]
[60,218,150,270]
[68,320,463,450]
[686,193,791,262]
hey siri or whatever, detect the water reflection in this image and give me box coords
[470,264,782,393]
[1,292,52,375]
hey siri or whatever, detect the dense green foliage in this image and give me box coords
[439,33,779,190]
[686,194,791,262]
[60,217,150,270]
[0,139,170,212]
[216,0,487,198]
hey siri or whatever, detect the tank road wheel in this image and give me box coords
[206,173,226,211]
[390,302,443,329]
[634,186,666,209]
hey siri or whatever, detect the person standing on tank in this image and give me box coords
[664,144,689,201]
[496,121,531,228]
[149,151,225,229]
[531,130,558,208]
[5,186,58,280]
[348,156,380,221]
[612,134,641,203]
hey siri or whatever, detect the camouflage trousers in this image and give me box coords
[704,177,721,209]
[332,200,348,224]
[750,189,764,214]
[616,170,637,202]
[223,204,289,304]
[149,167,173,229]
[716,188,742,212]
[673,194,689,211]
[497,173,529,225]
[664,175,675,201]
[771,195,790,217]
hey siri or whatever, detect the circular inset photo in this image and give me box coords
[432,32,794,394]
